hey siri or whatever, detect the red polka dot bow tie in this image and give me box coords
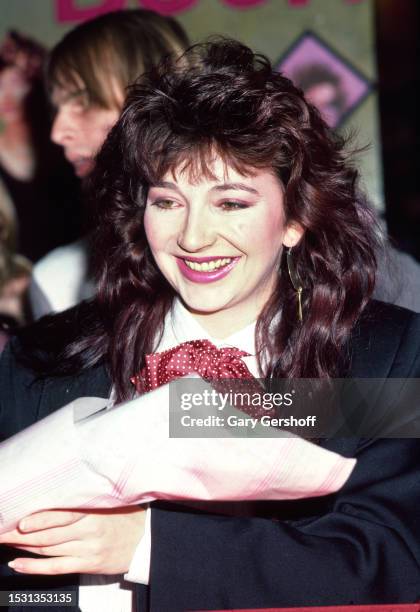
[130,339,277,419]
[130,339,254,394]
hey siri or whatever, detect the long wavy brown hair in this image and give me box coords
[19,39,378,401]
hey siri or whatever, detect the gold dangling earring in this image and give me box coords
[286,247,304,322]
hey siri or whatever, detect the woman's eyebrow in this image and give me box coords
[150,181,260,195]
[211,182,259,195]
[151,181,182,193]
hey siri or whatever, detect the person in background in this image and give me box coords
[0,209,31,351]
[0,31,81,263]
[29,9,189,319]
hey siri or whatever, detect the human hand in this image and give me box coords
[0,507,146,575]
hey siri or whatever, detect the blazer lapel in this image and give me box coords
[38,363,111,421]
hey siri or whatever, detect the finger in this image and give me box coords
[7,541,82,558]
[19,511,84,533]
[8,556,87,575]
[0,529,22,543]
[0,524,82,547]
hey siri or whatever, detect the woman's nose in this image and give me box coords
[177,210,216,252]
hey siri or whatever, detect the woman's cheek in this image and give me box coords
[229,220,251,242]
[143,213,156,246]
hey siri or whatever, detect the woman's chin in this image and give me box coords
[180,295,231,316]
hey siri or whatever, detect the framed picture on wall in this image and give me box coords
[276,31,373,129]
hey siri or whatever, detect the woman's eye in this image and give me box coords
[219,201,249,211]
[152,199,177,210]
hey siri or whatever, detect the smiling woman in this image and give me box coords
[1,38,420,611]
[144,161,302,336]
[83,38,379,398]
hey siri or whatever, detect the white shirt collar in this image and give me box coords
[159,298,257,357]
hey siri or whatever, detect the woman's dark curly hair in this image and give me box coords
[19,39,379,401]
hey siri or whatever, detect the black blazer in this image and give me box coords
[1,300,420,611]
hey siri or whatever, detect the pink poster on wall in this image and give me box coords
[277,31,373,129]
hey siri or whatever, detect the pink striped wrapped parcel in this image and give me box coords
[0,378,356,533]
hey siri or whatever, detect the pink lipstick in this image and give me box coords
[176,256,240,284]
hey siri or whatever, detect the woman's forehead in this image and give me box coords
[153,157,282,196]
[158,149,266,185]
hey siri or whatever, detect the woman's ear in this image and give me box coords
[282,221,305,248]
